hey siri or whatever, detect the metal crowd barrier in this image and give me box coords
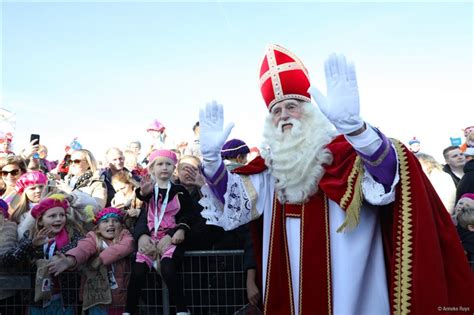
[0,250,247,315]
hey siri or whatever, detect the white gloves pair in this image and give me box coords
[199,54,365,162]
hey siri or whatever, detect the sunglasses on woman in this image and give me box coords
[71,159,84,164]
[1,169,21,177]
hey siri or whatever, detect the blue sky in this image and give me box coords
[1,1,473,162]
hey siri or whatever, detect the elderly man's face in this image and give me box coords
[270,100,303,132]
[107,149,125,172]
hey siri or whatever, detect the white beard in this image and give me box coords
[261,102,335,204]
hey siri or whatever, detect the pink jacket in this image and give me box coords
[66,229,135,306]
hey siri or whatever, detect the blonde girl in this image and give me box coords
[125,149,195,315]
[0,194,84,314]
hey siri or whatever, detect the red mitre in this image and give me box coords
[259,44,311,111]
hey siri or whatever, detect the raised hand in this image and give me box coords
[140,174,154,196]
[32,227,51,247]
[22,139,40,160]
[308,54,364,135]
[199,100,234,162]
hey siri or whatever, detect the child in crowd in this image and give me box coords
[48,207,135,314]
[8,171,48,238]
[111,172,142,232]
[455,193,474,271]
[125,149,195,315]
[0,194,84,314]
[0,198,22,315]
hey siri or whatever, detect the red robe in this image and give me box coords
[234,136,474,314]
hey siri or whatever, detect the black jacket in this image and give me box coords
[443,164,462,188]
[456,159,474,202]
[132,183,197,243]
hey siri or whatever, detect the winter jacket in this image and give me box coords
[66,229,135,305]
[133,183,197,244]
[456,159,474,202]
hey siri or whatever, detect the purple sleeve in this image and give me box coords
[356,131,397,191]
[202,162,228,204]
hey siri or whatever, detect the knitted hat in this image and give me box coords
[259,44,311,110]
[15,171,48,194]
[147,119,165,132]
[0,199,8,219]
[31,196,69,219]
[148,149,177,166]
[221,139,250,159]
[460,193,474,201]
[408,137,420,145]
[93,207,124,225]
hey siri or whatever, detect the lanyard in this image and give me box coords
[43,240,56,259]
[154,181,171,233]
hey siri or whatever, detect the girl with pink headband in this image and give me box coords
[125,149,195,315]
[8,171,48,238]
[48,207,135,314]
[0,194,85,314]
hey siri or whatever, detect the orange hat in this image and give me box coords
[259,44,311,111]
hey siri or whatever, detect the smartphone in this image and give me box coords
[30,133,40,145]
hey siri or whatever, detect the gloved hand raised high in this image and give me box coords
[308,54,365,135]
[199,100,234,162]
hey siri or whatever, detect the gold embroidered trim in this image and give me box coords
[360,140,391,167]
[259,61,300,86]
[209,166,227,186]
[299,203,304,315]
[392,139,413,315]
[265,197,295,314]
[324,195,332,314]
[263,197,277,311]
[240,175,259,220]
[266,47,284,103]
[283,204,295,315]
[285,213,301,218]
[337,156,364,232]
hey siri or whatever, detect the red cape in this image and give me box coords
[236,136,474,314]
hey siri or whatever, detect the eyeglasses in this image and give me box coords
[71,159,83,164]
[1,169,21,177]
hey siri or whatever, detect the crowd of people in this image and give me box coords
[0,125,262,314]
[0,44,473,315]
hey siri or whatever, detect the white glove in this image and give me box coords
[308,53,364,135]
[199,100,234,162]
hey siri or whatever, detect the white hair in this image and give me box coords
[261,101,335,204]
